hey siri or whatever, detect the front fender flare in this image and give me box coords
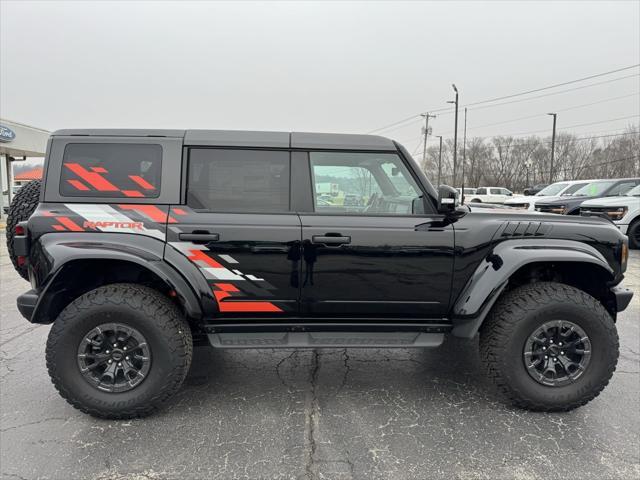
[450,239,614,338]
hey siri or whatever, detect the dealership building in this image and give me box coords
[0,119,49,217]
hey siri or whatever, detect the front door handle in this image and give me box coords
[312,234,351,246]
[179,232,220,244]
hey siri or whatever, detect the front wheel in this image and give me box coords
[46,283,193,419]
[480,282,618,411]
[627,219,639,249]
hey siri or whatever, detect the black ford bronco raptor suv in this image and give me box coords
[7,129,633,418]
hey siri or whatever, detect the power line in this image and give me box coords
[458,64,639,108]
[501,114,640,137]
[374,72,640,141]
[467,92,639,130]
[366,66,640,134]
[403,119,639,151]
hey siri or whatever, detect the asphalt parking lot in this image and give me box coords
[0,235,638,480]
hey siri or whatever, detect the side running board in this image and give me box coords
[207,331,444,349]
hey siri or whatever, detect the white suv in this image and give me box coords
[467,187,513,204]
[504,180,592,211]
[580,184,640,249]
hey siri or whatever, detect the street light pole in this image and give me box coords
[461,107,467,203]
[420,113,436,170]
[447,84,459,187]
[436,135,443,187]
[548,113,557,184]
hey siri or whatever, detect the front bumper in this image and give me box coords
[611,285,633,312]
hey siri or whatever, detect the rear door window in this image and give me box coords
[187,149,290,212]
[60,143,162,198]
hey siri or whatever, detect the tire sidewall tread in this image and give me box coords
[480,281,619,412]
[6,179,41,280]
[46,283,193,419]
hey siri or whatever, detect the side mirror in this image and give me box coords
[412,196,426,214]
[438,185,459,214]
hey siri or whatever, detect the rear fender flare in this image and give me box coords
[30,233,202,323]
[450,239,614,338]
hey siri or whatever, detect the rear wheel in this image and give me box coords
[627,218,639,249]
[480,282,618,411]
[46,283,193,419]
[6,179,41,280]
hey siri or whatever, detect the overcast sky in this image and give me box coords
[1,0,639,155]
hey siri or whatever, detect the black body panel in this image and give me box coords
[299,214,454,317]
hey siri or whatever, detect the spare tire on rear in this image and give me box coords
[6,179,41,280]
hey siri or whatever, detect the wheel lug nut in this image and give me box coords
[542,347,546,350]
[106,350,110,354]
[559,342,563,346]
[125,356,129,360]
[118,362,122,366]
[123,347,127,351]
[561,351,564,355]
[550,340,554,344]
[545,355,548,359]
[108,359,112,364]
[113,344,117,348]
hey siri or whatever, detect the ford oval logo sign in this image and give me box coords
[0,125,16,143]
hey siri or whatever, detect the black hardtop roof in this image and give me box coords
[51,129,396,151]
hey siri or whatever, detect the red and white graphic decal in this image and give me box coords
[64,163,158,198]
[170,242,282,313]
[61,204,166,239]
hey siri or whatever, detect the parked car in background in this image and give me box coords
[523,183,548,196]
[536,178,640,215]
[466,187,513,204]
[456,187,477,196]
[455,187,477,203]
[504,180,592,211]
[581,184,640,249]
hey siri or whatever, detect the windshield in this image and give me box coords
[572,181,617,197]
[626,185,640,196]
[562,182,589,195]
[536,182,567,196]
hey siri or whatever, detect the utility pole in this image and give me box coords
[420,113,436,169]
[461,107,467,203]
[436,135,443,187]
[547,113,557,184]
[447,84,459,187]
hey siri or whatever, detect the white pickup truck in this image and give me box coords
[466,187,513,204]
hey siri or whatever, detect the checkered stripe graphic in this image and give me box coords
[170,242,283,313]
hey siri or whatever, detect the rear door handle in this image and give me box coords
[179,233,220,244]
[312,234,351,246]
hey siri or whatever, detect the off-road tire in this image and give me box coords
[6,179,41,280]
[628,218,639,249]
[480,282,618,411]
[46,283,193,419]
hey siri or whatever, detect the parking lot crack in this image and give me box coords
[337,348,351,393]
[304,350,320,480]
[275,350,298,389]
